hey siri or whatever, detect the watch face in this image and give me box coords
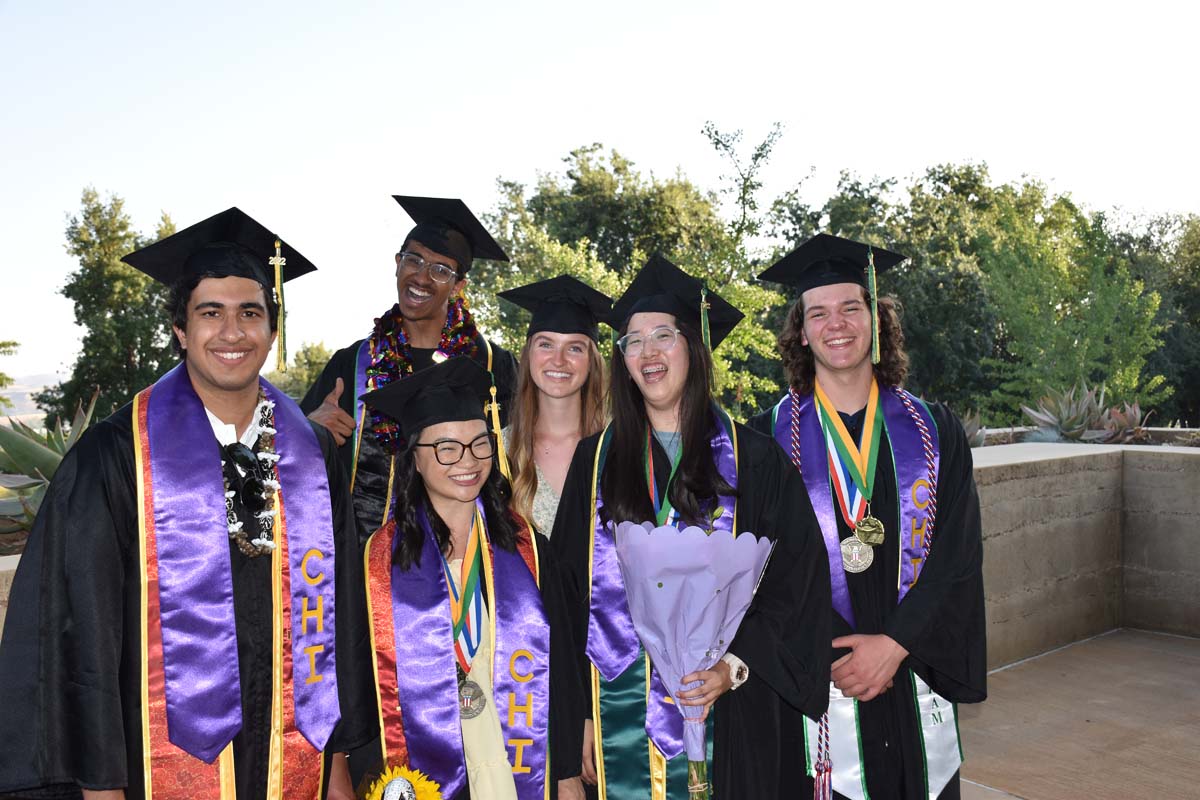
[735,665,748,682]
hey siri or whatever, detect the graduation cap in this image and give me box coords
[360,356,491,439]
[497,275,613,342]
[611,254,744,350]
[757,233,907,364]
[393,195,509,274]
[121,207,318,371]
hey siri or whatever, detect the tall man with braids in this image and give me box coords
[301,197,519,543]
[748,234,986,800]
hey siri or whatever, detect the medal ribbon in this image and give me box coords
[644,428,684,526]
[814,379,883,528]
[441,510,485,673]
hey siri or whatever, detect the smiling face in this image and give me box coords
[527,331,593,400]
[395,239,467,323]
[623,311,689,423]
[173,276,275,399]
[412,419,494,507]
[800,282,873,378]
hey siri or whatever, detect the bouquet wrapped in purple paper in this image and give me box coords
[614,520,775,798]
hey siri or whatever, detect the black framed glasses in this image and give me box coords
[414,432,495,465]
[617,325,681,357]
[224,442,268,513]
[396,251,459,284]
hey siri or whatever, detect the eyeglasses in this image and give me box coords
[617,326,681,357]
[396,251,459,285]
[224,442,268,513]
[414,432,495,465]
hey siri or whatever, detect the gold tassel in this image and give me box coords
[271,238,287,372]
[488,385,512,480]
[868,246,880,365]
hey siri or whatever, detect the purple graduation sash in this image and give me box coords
[586,409,739,759]
[388,500,550,799]
[772,386,939,627]
[144,363,339,761]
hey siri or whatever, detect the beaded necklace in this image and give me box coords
[222,390,281,558]
[366,293,480,450]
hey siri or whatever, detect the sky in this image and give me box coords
[1,0,1196,380]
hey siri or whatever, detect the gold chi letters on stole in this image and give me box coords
[133,388,324,800]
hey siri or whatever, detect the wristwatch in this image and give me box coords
[722,653,750,691]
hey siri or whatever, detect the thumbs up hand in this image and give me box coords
[308,377,356,446]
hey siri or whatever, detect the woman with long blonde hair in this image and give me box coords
[498,276,611,535]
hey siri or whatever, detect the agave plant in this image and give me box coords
[1087,401,1154,444]
[959,409,987,448]
[0,391,98,547]
[1021,381,1106,441]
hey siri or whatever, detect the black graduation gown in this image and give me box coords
[0,404,376,799]
[300,335,519,544]
[747,401,987,800]
[550,422,832,799]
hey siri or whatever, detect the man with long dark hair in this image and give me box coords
[552,255,832,799]
[300,197,518,543]
[0,209,374,799]
[749,233,986,800]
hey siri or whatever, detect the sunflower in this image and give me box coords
[363,764,442,800]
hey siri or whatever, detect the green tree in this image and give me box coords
[0,341,17,411]
[35,188,176,426]
[265,341,334,401]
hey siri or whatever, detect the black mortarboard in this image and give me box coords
[497,275,613,342]
[757,233,907,365]
[361,357,491,439]
[611,254,744,350]
[756,233,905,295]
[121,206,317,288]
[121,206,317,371]
[393,195,509,273]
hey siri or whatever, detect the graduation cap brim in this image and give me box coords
[360,357,492,439]
[394,195,509,268]
[757,233,905,294]
[498,275,613,341]
[121,207,317,287]
[611,254,744,350]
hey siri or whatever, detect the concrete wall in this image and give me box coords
[973,443,1200,669]
[1121,447,1200,636]
[0,554,18,633]
[973,444,1125,669]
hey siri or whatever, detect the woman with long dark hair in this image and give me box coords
[550,255,833,799]
[355,357,584,800]
[498,276,611,536]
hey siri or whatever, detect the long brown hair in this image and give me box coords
[778,290,909,394]
[508,337,608,525]
[600,318,737,527]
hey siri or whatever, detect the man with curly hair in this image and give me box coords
[748,234,986,800]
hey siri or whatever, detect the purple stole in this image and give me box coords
[386,499,551,799]
[586,409,739,759]
[142,363,340,760]
[771,387,940,626]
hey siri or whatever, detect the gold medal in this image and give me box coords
[841,535,874,574]
[855,514,885,547]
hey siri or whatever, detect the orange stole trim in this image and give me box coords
[513,515,539,585]
[134,387,232,799]
[365,521,410,766]
[273,487,324,798]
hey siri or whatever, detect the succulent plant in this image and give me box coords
[1088,401,1154,444]
[958,409,987,448]
[1021,382,1106,441]
[0,390,98,550]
